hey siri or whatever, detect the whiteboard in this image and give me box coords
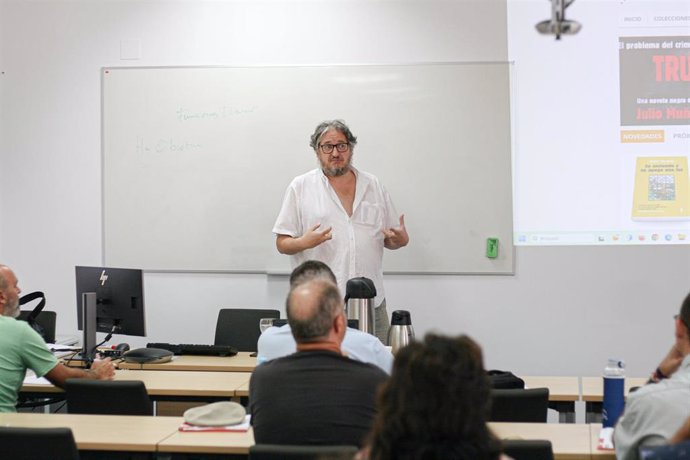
[102,64,514,274]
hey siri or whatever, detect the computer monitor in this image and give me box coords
[75,266,146,361]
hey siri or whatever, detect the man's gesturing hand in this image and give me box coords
[383,214,409,250]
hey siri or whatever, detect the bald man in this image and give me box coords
[249,278,388,447]
[257,260,393,373]
[0,264,114,412]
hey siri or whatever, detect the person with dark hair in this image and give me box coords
[273,119,409,344]
[249,278,388,447]
[288,259,337,287]
[361,333,508,460]
[257,260,393,373]
[614,292,690,460]
[0,264,115,412]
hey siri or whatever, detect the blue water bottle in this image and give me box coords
[602,358,625,427]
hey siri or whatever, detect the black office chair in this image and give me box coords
[249,444,358,460]
[15,309,61,410]
[489,387,550,422]
[502,440,554,460]
[640,441,690,459]
[17,309,57,343]
[346,319,359,329]
[214,308,280,352]
[65,379,153,415]
[0,426,80,460]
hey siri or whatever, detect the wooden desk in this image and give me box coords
[490,422,592,460]
[158,426,255,455]
[229,375,582,418]
[117,352,258,372]
[22,369,252,400]
[164,423,594,457]
[521,376,580,423]
[522,376,579,401]
[236,380,250,398]
[580,377,648,402]
[581,377,647,423]
[0,413,602,458]
[0,412,181,452]
[115,359,578,410]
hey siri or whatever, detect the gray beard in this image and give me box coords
[322,166,349,177]
[3,300,20,318]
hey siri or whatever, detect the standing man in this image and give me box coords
[273,120,409,343]
[613,291,690,460]
[0,264,114,412]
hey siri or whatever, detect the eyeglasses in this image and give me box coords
[319,143,350,154]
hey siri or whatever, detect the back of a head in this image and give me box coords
[286,279,342,343]
[680,291,690,332]
[367,334,500,460]
[0,264,10,290]
[289,260,337,288]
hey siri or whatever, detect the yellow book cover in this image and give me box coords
[632,156,690,220]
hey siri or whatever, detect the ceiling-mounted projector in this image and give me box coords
[536,0,582,39]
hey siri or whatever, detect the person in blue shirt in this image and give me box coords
[257,260,393,373]
[250,277,388,446]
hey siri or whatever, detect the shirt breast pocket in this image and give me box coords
[359,202,383,228]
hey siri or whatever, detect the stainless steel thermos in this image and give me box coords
[344,277,377,335]
[388,310,415,353]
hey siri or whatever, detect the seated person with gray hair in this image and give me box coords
[614,291,690,460]
[0,264,114,412]
[249,275,388,447]
[257,260,393,374]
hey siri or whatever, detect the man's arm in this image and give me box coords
[671,416,690,443]
[43,358,115,388]
[648,345,684,383]
[383,214,409,250]
[276,224,333,255]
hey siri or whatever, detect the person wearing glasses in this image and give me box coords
[613,291,690,460]
[273,120,409,344]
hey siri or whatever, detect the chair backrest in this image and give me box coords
[65,379,153,415]
[214,308,280,352]
[0,426,80,460]
[346,319,359,329]
[489,387,550,422]
[17,309,57,343]
[502,440,554,460]
[640,440,690,459]
[249,444,358,460]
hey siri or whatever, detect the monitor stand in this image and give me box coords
[73,292,97,365]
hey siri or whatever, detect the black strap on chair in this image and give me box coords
[19,291,46,321]
[16,291,65,410]
[19,291,50,342]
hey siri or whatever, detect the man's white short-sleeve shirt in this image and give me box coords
[273,167,398,305]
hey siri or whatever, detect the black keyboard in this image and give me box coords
[146,343,238,357]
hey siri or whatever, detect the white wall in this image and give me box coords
[1,0,688,379]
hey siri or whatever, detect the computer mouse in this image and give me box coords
[115,343,131,352]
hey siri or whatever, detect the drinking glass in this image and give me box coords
[259,318,275,333]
